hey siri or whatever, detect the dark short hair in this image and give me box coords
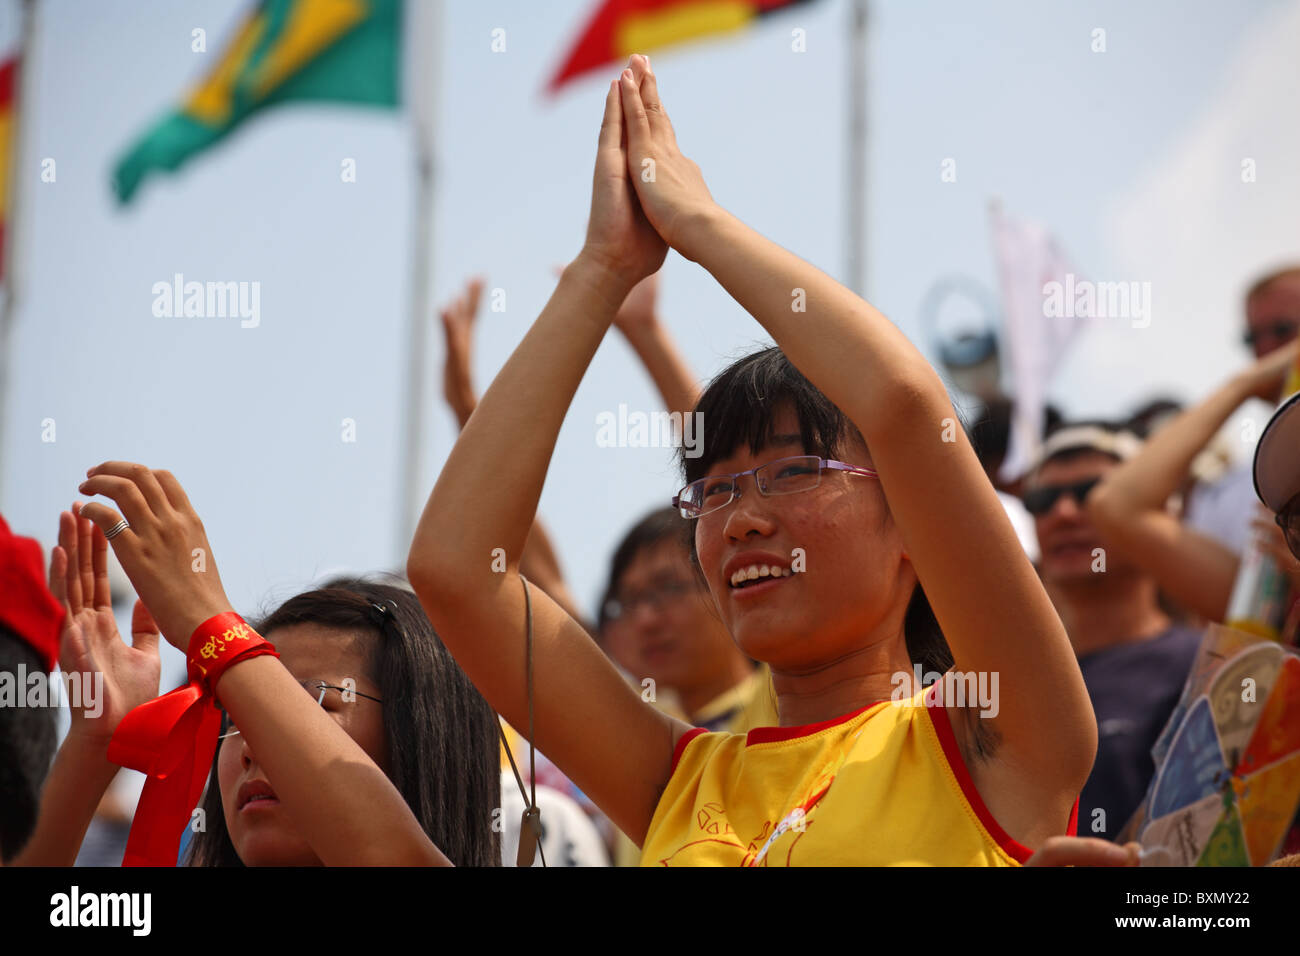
[970,397,1012,474]
[0,628,58,861]
[598,507,697,633]
[186,576,501,867]
[680,346,953,675]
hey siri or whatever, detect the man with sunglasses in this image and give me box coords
[1021,423,1201,841]
[1182,266,1300,555]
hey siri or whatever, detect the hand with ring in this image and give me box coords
[77,463,235,651]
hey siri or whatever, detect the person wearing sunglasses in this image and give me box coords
[1175,266,1300,559]
[1087,339,1300,623]
[409,55,1094,865]
[1021,423,1202,842]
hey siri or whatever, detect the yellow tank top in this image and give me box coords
[640,684,1077,866]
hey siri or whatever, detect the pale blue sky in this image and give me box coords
[5,0,1298,683]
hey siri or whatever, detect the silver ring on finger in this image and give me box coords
[104,519,130,541]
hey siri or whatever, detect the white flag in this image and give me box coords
[988,201,1087,481]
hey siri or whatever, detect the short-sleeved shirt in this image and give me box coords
[1076,625,1203,840]
[640,684,1078,866]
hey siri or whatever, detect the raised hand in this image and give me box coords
[48,503,161,744]
[440,276,485,429]
[76,463,233,651]
[1239,338,1300,402]
[618,54,718,261]
[581,68,668,288]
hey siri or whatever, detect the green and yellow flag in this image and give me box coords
[113,0,400,203]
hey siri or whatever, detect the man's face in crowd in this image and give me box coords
[1029,451,1121,585]
[1245,275,1300,360]
[603,538,737,696]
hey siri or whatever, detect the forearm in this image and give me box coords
[684,208,944,444]
[215,655,448,866]
[410,255,633,585]
[12,732,119,866]
[622,320,700,418]
[1092,376,1252,522]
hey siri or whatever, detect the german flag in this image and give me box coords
[0,56,16,284]
[549,0,817,93]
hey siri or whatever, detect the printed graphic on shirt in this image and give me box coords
[654,771,835,866]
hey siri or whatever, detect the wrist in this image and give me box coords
[673,203,731,263]
[60,730,122,790]
[64,724,115,756]
[185,612,279,698]
[1225,372,1256,403]
[568,251,641,312]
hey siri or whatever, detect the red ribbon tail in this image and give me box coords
[108,683,222,867]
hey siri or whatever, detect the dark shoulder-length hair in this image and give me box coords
[186,575,501,866]
[681,345,954,675]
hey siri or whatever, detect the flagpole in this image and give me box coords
[0,0,37,511]
[845,0,868,296]
[396,0,441,561]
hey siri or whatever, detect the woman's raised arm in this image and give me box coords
[78,463,447,866]
[406,78,689,846]
[1088,340,1299,621]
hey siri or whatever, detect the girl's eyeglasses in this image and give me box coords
[672,455,879,520]
[218,679,383,739]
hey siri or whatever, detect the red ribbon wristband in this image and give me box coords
[107,612,279,866]
[185,611,280,698]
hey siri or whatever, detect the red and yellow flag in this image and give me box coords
[548,0,816,93]
[0,56,17,284]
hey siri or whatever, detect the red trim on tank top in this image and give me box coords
[745,699,887,746]
[924,689,1037,864]
[670,727,709,774]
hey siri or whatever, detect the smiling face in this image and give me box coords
[691,405,916,671]
[216,623,386,867]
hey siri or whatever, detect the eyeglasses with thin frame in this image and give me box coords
[1020,477,1102,517]
[218,679,383,739]
[672,455,880,520]
[603,578,698,623]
